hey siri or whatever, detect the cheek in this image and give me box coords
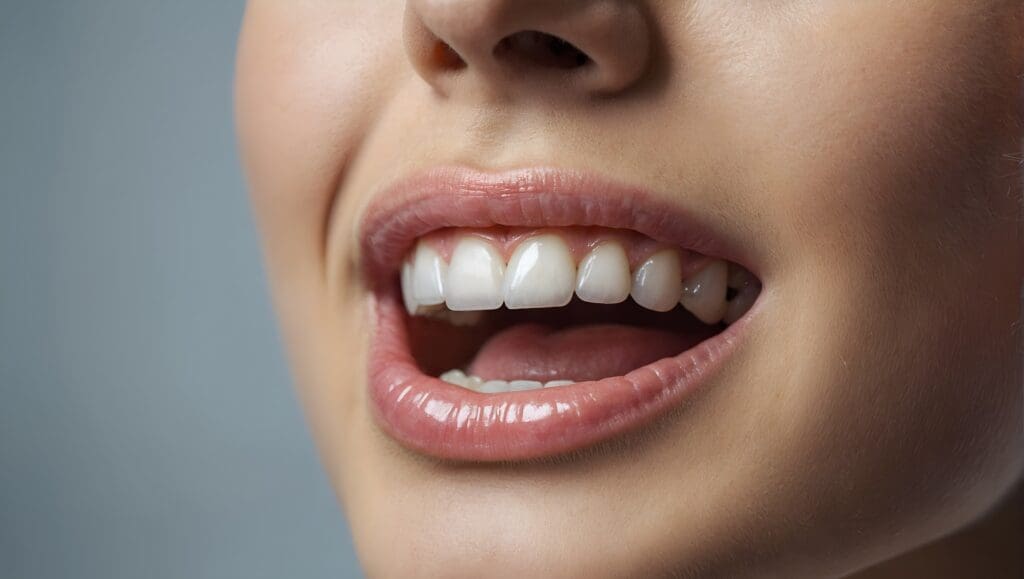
[676,0,1023,519]
[748,3,1019,260]
[697,4,1014,217]
[235,1,406,274]
[234,2,409,471]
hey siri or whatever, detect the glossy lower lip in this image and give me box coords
[361,166,756,462]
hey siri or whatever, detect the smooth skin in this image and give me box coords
[236,1,1023,577]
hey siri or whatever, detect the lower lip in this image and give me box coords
[367,288,750,462]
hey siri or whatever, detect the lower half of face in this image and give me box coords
[236,1,1023,576]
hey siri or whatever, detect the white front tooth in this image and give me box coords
[445,237,505,311]
[680,259,729,324]
[479,380,510,394]
[724,285,759,324]
[411,243,447,306]
[631,249,683,312]
[400,261,419,315]
[503,234,575,309]
[544,380,575,388]
[439,369,468,387]
[508,380,543,391]
[575,242,631,304]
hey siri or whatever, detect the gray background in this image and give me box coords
[0,2,363,577]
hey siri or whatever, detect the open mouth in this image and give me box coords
[403,228,759,390]
[361,167,761,462]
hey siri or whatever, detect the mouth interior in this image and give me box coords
[397,228,761,390]
[408,298,725,383]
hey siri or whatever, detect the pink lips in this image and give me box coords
[361,167,754,461]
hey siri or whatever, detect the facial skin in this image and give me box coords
[236,1,1023,577]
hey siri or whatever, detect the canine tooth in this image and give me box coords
[400,261,418,315]
[631,249,683,312]
[680,260,728,324]
[411,242,447,306]
[503,234,575,309]
[544,380,575,388]
[445,237,505,311]
[508,380,543,391]
[479,380,510,394]
[439,369,468,387]
[724,285,759,324]
[575,242,631,304]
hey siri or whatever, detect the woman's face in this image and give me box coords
[236,1,1023,576]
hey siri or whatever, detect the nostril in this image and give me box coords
[493,30,591,70]
[431,40,466,71]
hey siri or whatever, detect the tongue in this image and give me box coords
[467,323,708,382]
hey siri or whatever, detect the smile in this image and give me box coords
[360,167,762,461]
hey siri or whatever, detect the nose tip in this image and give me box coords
[404,0,652,98]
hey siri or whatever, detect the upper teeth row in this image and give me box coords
[401,234,759,324]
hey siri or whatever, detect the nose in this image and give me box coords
[404,0,652,98]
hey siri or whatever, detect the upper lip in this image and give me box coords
[359,165,755,287]
[359,165,757,462]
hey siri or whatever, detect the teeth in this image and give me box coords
[400,261,418,315]
[400,233,758,325]
[439,369,469,387]
[508,379,544,391]
[680,260,729,324]
[411,242,447,306]
[575,242,631,304]
[438,370,576,393]
[445,237,505,311]
[479,380,510,394]
[503,234,576,309]
[630,249,683,312]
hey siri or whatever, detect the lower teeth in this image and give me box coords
[439,369,575,393]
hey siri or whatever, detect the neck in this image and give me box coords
[849,481,1023,579]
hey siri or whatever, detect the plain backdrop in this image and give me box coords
[0,2,363,577]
